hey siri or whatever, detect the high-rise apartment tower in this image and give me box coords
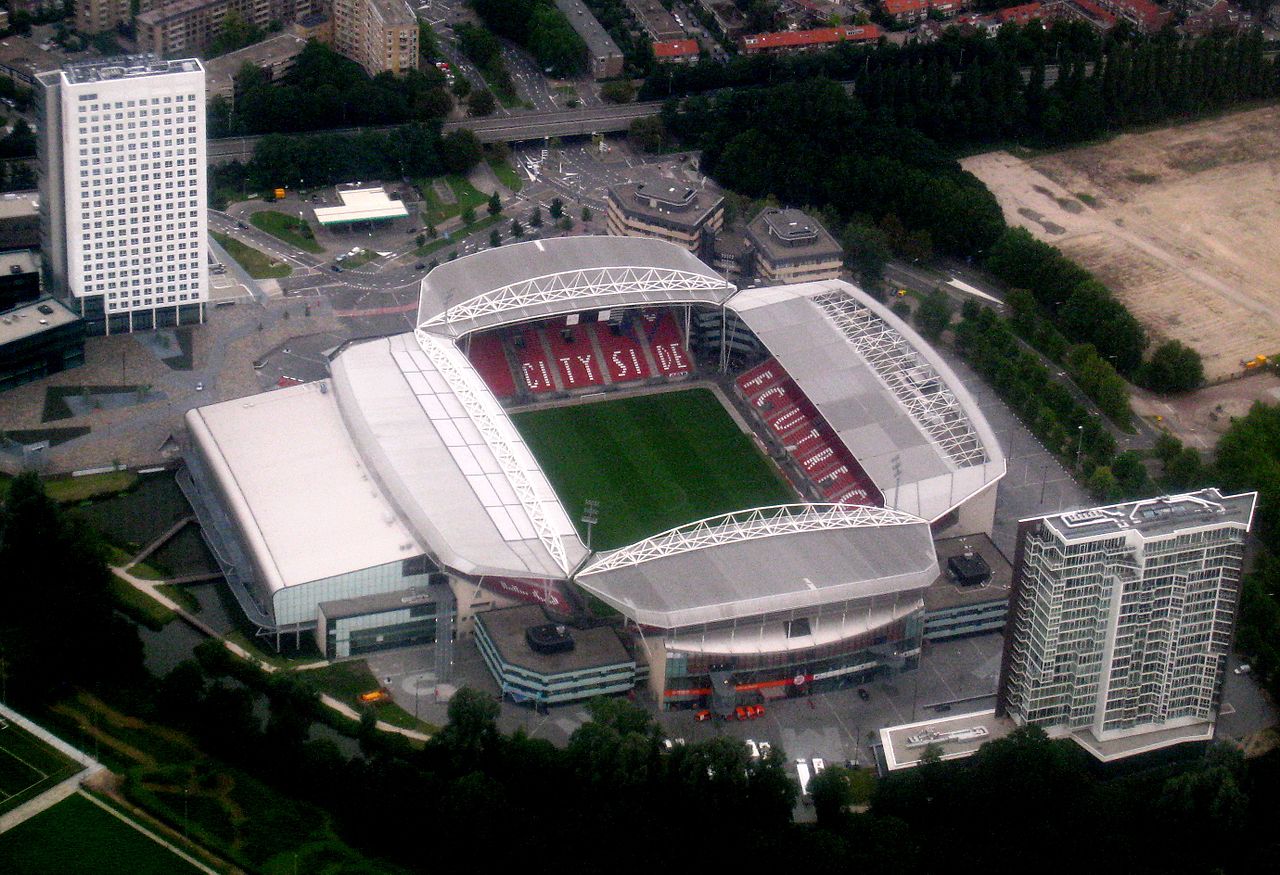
[998,488,1256,760]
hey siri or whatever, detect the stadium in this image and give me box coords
[182,236,1005,709]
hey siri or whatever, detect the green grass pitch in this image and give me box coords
[0,793,205,875]
[0,718,83,817]
[513,388,796,551]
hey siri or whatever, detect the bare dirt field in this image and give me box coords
[964,105,1280,382]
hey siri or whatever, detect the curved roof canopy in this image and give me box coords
[417,236,735,337]
[576,504,938,629]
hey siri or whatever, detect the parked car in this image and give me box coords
[695,709,712,722]
[1234,663,1252,675]
[857,688,871,701]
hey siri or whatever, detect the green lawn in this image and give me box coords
[415,214,504,258]
[337,248,378,269]
[0,793,207,875]
[0,719,83,817]
[512,389,795,550]
[44,470,137,504]
[211,232,292,279]
[417,174,491,226]
[488,156,523,192]
[109,573,175,629]
[297,661,437,735]
[248,210,323,253]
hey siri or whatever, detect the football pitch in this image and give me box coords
[513,388,795,551]
[0,792,206,875]
[0,717,83,817]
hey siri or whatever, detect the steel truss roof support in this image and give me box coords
[579,503,926,575]
[419,265,735,333]
[812,291,987,469]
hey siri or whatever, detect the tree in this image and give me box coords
[487,190,502,216]
[550,197,564,219]
[581,205,592,222]
[529,205,543,228]
[440,129,483,175]
[842,222,890,294]
[511,218,524,238]
[810,765,854,828]
[1142,340,1205,394]
[468,88,497,117]
[461,205,477,225]
[914,290,952,342]
[452,76,472,99]
[629,116,665,153]
[490,228,502,247]
[601,79,636,104]
[416,234,426,248]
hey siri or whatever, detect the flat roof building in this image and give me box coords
[203,33,308,99]
[623,0,685,41]
[0,296,85,393]
[740,24,882,55]
[554,0,625,80]
[606,177,725,258]
[0,249,41,313]
[37,55,208,335]
[0,193,40,253]
[998,489,1256,761]
[744,208,843,285]
[314,186,410,227]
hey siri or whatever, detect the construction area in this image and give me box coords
[964,105,1280,383]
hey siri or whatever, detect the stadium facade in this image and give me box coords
[183,237,1006,707]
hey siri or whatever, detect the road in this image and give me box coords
[206,102,662,163]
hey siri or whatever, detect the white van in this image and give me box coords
[795,759,813,800]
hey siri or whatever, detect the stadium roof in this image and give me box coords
[728,281,1005,522]
[184,381,426,595]
[417,236,734,337]
[576,504,938,629]
[330,332,588,580]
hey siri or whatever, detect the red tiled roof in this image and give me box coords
[740,25,883,51]
[1070,0,1117,25]
[652,39,700,59]
[882,0,929,16]
[996,2,1042,22]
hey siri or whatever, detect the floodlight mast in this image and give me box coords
[582,499,601,552]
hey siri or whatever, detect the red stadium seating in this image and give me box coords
[467,332,517,399]
[736,358,785,400]
[643,312,692,376]
[516,329,557,393]
[545,324,604,389]
[592,322,651,383]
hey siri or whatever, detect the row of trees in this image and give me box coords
[468,0,587,78]
[208,42,454,137]
[456,22,517,103]
[210,126,483,201]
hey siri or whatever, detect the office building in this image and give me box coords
[37,55,208,335]
[744,208,843,285]
[0,249,41,312]
[332,0,419,78]
[137,0,319,58]
[0,297,85,393]
[998,489,1256,761]
[605,178,724,258]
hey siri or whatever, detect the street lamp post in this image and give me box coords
[1075,425,1085,470]
[582,499,600,552]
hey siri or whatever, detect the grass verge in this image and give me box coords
[248,210,323,253]
[416,174,490,226]
[488,156,523,192]
[211,232,291,279]
[44,470,137,504]
[109,574,175,629]
[297,661,437,735]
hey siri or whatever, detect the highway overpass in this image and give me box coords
[206,102,663,165]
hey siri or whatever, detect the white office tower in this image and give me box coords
[998,488,1256,761]
[37,56,207,335]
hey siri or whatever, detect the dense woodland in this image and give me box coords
[468,0,589,78]
[208,43,454,138]
[4,474,1280,874]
